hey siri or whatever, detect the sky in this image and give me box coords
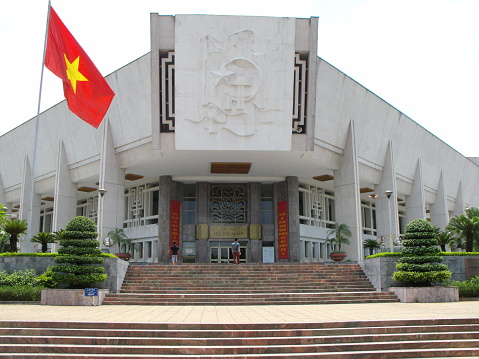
[1,0,478,156]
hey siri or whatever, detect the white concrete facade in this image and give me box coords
[1,14,478,263]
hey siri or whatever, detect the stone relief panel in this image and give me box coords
[175,15,295,150]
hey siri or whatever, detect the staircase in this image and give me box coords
[103,263,399,305]
[1,319,478,358]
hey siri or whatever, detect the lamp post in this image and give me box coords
[385,190,393,251]
[98,188,107,246]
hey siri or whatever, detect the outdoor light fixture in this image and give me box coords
[98,188,107,197]
[385,190,393,199]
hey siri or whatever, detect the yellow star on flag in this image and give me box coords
[63,54,88,93]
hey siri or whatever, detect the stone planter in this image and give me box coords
[41,289,109,306]
[389,286,459,303]
[330,252,347,262]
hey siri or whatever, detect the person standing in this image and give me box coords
[231,238,241,265]
[170,241,179,266]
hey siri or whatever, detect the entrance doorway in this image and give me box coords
[210,241,247,264]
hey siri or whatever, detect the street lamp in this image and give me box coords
[385,190,393,251]
[98,189,107,246]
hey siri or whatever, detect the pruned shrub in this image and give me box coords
[393,219,451,286]
[0,286,43,301]
[51,216,107,288]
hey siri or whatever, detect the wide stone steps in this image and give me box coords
[0,319,478,358]
[103,263,399,306]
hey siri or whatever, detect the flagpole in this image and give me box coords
[26,0,52,251]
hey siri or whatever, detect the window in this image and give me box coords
[183,184,196,225]
[124,181,160,228]
[261,184,273,224]
[39,207,53,233]
[361,200,377,235]
[210,184,247,224]
[299,183,335,228]
[77,197,98,223]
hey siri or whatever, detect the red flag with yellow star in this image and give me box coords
[45,7,114,128]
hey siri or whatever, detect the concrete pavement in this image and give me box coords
[1,301,478,324]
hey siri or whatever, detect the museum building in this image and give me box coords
[1,14,479,264]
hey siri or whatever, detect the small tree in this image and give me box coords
[3,219,28,253]
[327,223,351,252]
[107,228,137,254]
[393,219,451,286]
[31,232,57,253]
[447,207,479,252]
[363,238,381,256]
[51,216,107,288]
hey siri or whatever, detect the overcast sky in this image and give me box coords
[1,0,478,156]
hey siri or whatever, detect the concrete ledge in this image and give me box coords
[41,289,109,306]
[389,286,459,303]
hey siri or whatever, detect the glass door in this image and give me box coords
[210,241,247,263]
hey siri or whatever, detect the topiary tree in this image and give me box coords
[393,219,451,286]
[51,216,107,288]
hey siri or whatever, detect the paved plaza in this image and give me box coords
[1,301,478,324]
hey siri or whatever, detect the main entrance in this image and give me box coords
[209,241,247,263]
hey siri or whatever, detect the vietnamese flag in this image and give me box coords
[45,7,114,128]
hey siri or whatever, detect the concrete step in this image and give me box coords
[0,319,477,358]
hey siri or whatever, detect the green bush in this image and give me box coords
[366,252,403,259]
[0,269,38,286]
[396,263,449,272]
[0,285,43,301]
[394,270,451,285]
[450,281,479,297]
[52,216,107,288]
[36,268,58,288]
[0,252,116,258]
[393,219,451,286]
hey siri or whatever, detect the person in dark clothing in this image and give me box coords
[170,241,179,265]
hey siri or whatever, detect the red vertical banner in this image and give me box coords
[170,201,180,250]
[277,201,289,259]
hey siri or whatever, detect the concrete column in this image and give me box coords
[452,182,465,217]
[249,182,262,263]
[196,182,209,263]
[406,159,426,224]
[158,176,172,263]
[286,176,300,262]
[0,176,6,206]
[53,140,77,233]
[20,156,39,252]
[430,172,449,231]
[333,121,362,261]
[375,141,399,251]
[98,121,125,246]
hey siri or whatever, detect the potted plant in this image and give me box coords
[107,228,138,261]
[363,238,381,256]
[327,223,351,262]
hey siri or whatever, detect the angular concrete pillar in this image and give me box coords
[53,140,77,233]
[452,182,465,217]
[333,121,362,261]
[430,172,449,231]
[406,159,426,224]
[0,176,6,206]
[98,120,125,246]
[375,141,399,251]
[20,156,39,252]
